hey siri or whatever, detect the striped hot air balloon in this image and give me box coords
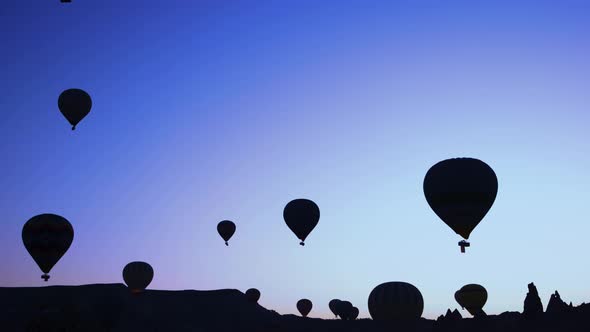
[368,281,424,321]
[455,284,487,317]
[22,214,74,282]
[123,261,154,293]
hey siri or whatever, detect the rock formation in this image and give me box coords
[523,282,543,318]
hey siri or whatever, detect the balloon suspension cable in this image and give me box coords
[41,274,50,282]
[300,241,305,246]
[225,241,228,246]
[459,240,470,253]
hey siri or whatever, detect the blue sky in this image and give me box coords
[1,0,590,319]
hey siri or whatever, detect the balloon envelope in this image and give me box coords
[123,261,154,293]
[455,284,487,316]
[245,288,261,303]
[328,299,341,317]
[283,199,320,245]
[22,214,74,281]
[337,301,354,320]
[368,281,424,321]
[350,307,359,320]
[217,220,236,245]
[58,88,92,130]
[297,299,313,317]
[423,158,498,239]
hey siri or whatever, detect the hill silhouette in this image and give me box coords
[1,283,589,331]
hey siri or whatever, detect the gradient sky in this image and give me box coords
[1,0,590,320]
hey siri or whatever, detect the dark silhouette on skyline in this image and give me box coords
[1,282,588,331]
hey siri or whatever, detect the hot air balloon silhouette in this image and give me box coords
[245,288,261,303]
[283,199,319,246]
[337,300,354,320]
[217,220,236,246]
[297,299,312,317]
[368,281,424,321]
[423,158,498,253]
[350,306,359,320]
[58,89,92,130]
[329,299,341,318]
[123,261,154,294]
[455,284,488,317]
[22,214,74,282]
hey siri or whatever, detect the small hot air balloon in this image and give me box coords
[58,88,92,130]
[423,158,498,253]
[246,288,261,303]
[350,306,359,320]
[329,299,341,318]
[368,281,424,321]
[22,214,74,282]
[338,301,354,320]
[123,261,153,293]
[283,199,319,246]
[455,284,487,317]
[217,220,236,246]
[297,299,312,317]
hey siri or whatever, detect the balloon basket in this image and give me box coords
[459,240,470,253]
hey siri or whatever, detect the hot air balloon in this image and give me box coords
[297,299,312,317]
[455,284,487,317]
[351,306,359,320]
[423,158,498,253]
[368,281,424,321]
[246,288,261,303]
[123,261,153,293]
[58,89,92,130]
[22,214,74,282]
[337,301,354,320]
[283,199,319,246]
[217,220,236,246]
[329,299,341,318]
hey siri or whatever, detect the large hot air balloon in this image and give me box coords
[217,220,236,246]
[423,158,498,253]
[338,300,354,320]
[455,284,487,317]
[123,261,154,293]
[22,214,74,282]
[58,89,92,130]
[246,288,261,303]
[283,199,319,246]
[350,307,359,320]
[297,299,312,317]
[368,281,424,321]
[329,299,341,318]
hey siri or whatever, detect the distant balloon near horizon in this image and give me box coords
[455,284,488,317]
[350,306,359,320]
[296,299,313,317]
[123,261,154,293]
[245,288,261,304]
[58,88,92,130]
[328,299,341,318]
[368,281,424,321]
[283,199,320,246]
[217,220,236,246]
[22,214,74,282]
[337,300,354,320]
[423,157,498,252]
